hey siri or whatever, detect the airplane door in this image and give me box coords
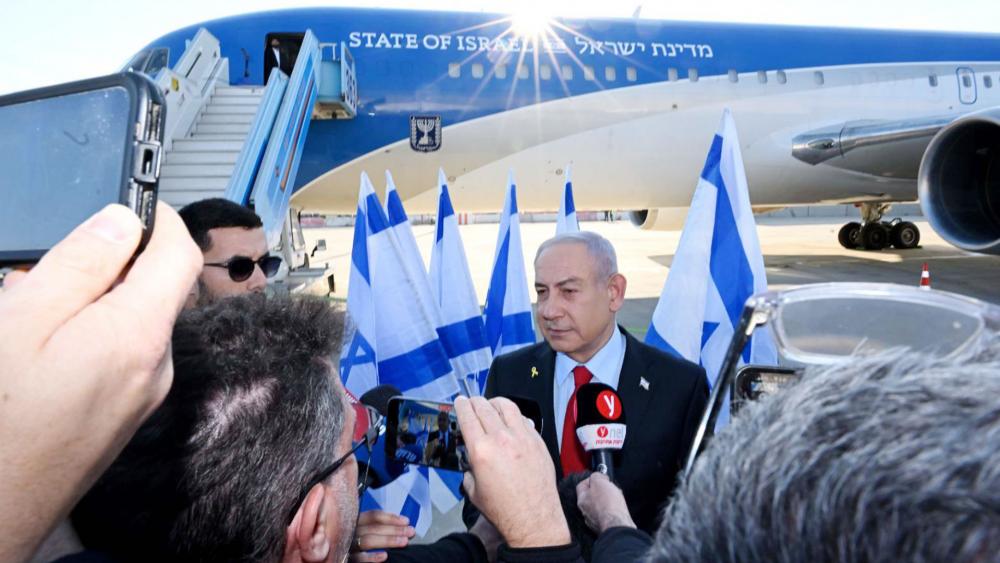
[957,67,977,104]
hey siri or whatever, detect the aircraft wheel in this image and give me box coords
[838,222,862,249]
[861,222,890,250]
[890,221,920,249]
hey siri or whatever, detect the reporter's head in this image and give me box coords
[73,295,357,563]
[652,340,1000,562]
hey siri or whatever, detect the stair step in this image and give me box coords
[204,104,260,115]
[172,139,244,151]
[200,112,254,125]
[209,96,262,106]
[186,133,247,141]
[195,123,252,135]
[215,86,267,96]
[161,163,234,178]
[165,151,240,165]
[159,176,230,193]
[160,189,230,209]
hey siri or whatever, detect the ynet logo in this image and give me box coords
[596,390,622,421]
[597,426,609,438]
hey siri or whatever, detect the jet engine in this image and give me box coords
[918,110,1000,255]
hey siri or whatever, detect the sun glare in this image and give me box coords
[510,7,555,39]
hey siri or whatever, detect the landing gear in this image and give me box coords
[836,203,921,251]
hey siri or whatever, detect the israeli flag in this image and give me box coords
[645,109,777,425]
[362,465,433,536]
[340,172,459,400]
[384,170,427,279]
[484,171,537,357]
[556,164,579,234]
[430,169,493,394]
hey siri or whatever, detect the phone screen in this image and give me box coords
[386,398,468,472]
[0,86,131,254]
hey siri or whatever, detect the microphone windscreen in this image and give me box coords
[574,382,626,452]
[360,384,402,416]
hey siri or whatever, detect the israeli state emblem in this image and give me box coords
[410,115,442,152]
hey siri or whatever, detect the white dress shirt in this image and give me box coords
[553,326,626,448]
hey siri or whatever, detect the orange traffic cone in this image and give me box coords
[919,263,931,290]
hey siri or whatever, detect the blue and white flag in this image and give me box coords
[645,109,777,425]
[346,171,462,536]
[384,170,428,279]
[484,171,537,357]
[430,169,493,394]
[556,164,579,234]
[341,171,459,399]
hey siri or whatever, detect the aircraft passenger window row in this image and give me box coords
[449,61,639,83]
[985,75,994,89]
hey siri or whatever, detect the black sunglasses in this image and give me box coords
[204,255,282,282]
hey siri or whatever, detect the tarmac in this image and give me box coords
[303,215,1000,339]
[302,215,1000,542]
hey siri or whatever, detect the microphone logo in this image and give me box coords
[597,390,621,421]
[597,426,609,438]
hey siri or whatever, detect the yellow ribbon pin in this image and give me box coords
[531,366,539,378]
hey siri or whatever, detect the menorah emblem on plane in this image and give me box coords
[410,115,442,152]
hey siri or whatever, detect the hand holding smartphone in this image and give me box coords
[0,72,164,266]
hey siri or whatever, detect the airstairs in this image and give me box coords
[140,28,357,290]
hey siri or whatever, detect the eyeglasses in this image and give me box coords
[683,282,1000,476]
[204,254,282,282]
[287,409,384,524]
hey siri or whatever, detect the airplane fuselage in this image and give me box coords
[142,8,1000,215]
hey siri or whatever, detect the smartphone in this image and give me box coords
[385,396,543,472]
[731,365,801,414]
[0,72,165,265]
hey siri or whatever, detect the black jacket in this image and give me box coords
[479,328,707,534]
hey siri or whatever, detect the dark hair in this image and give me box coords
[178,198,263,251]
[73,295,346,562]
[650,340,1000,563]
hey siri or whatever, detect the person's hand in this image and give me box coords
[0,203,201,562]
[455,396,571,549]
[575,472,636,534]
[349,510,415,562]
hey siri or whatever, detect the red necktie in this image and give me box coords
[560,365,593,476]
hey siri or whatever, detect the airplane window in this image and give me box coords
[605,66,617,81]
[929,74,938,87]
[985,75,993,88]
[495,64,507,79]
[471,63,484,79]
[728,70,739,83]
[688,68,699,82]
[962,75,972,88]
[814,71,825,85]
[668,68,678,82]
[448,63,461,78]
[626,67,637,82]
[540,64,552,80]
[777,70,787,84]
[758,71,768,84]
[561,65,574,80]
[584,65,595,81]
[518,64,529,79]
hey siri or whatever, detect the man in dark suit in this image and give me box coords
[263,37,293,82]
[482,231,708,535]
[425,411,460,468]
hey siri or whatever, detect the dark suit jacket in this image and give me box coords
[482,328,708,534]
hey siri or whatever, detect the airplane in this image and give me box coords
[128,6,1000,261]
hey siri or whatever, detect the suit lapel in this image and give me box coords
[616,329,654,449]
[528,343,561,477]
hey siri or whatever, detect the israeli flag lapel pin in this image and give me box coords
[639,376,650,391]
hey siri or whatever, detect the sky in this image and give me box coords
[2,0,999,95]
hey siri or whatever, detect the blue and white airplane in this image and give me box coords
[133,7,1000,254]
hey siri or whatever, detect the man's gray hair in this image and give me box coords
[535,231,618,281]
[651,338,1000,563]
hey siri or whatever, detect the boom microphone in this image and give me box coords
[574,382,627,480]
